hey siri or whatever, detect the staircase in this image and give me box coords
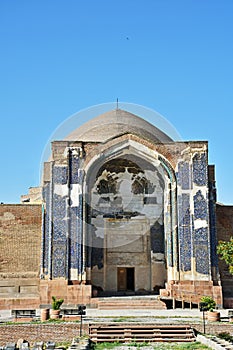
[89,323,196,343]
[96,296,167,310]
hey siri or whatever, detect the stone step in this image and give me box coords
[89,323,196,343]
[97,299,167,309]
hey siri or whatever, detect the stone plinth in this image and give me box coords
[160,280,223,308]
[39,280,92,306]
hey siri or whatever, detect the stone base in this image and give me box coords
[13,317,34,322]
[61,315,81,321]
[39,279,92,306]
[0,297,40,310]
[0,278,92,310]
[0,278,40,309]
[160,280,223,308]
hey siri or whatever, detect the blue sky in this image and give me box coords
[0,0,233,204]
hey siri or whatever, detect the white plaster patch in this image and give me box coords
[194,219,208,230]
[54,184,69,197]
[70,184,82,207]
[0,212,15,221]
[70,268,78,280]
[95,227,104,238]
[188,187,208,215]
[63,146,83,158]
[92,217,105,238]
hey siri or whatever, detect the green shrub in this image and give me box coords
[218,332,233,342]
[51,296,64,310]
[200,296,216,312]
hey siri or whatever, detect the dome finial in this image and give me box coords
[116,98,119,110]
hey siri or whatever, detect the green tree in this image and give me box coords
[217,237,233,274]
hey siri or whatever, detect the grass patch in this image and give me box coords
[90,342,121,349]
[91,342,211,349]
[112,317,132,322]
[54,341,71,349]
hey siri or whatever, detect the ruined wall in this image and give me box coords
[0,204,42,277]
[216,204,233,307]
[0,204,42,307]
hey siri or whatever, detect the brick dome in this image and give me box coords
[65,109,173,143]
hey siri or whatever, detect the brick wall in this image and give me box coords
[0,323,88,345]
[0,322,233,346]
[0,204,42,277]
[0,204,42,308]
[216,204,233,307]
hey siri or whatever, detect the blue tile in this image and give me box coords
[193,153,207,186]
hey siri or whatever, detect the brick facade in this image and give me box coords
[0,205,42,309]
[0,323,88,346]
[216,204,233,308]
[0,204,41,277]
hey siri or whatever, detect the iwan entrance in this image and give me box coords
[117,267,135,292]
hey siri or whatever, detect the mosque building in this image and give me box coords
[0,106,233,309]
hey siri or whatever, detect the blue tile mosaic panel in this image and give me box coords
[194,190,208,220]
[70,206,77,262]
[193,153,207,186]
[195,244,209,275]
[52,193,67,278]
[177,161,190,190]
[194,227,208,242]
[53,166,68,185]
[178,194,192,272]
[70,155,80,184]
[70,206,80,271]
[52,245,67,278]
[53,194,67,242]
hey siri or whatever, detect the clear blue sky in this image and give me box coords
[0,0,233,204]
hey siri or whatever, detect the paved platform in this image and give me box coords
[0,307,229,323]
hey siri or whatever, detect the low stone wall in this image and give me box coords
[0,322,233,346]
[0,323,89,346]
[192,322,233,335]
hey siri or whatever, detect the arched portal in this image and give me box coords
[83,140,178,294]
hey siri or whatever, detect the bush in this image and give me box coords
[200,296,216,312]
[218,332,233,342]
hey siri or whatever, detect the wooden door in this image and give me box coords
[117,267,127,291]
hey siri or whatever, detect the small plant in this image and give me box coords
[51,296,64,310]
[200,296,216,311]
[218,332,233,342]
[55,341,70,349]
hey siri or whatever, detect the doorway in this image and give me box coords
[117,267,135,291]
